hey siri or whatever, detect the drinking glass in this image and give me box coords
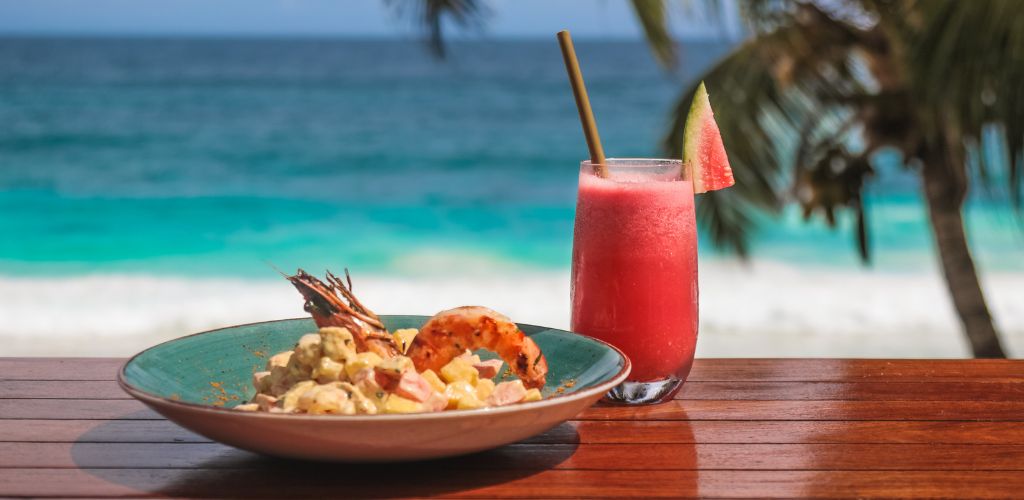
[570,158,698,404]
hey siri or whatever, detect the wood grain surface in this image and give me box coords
[2,358,1023,498]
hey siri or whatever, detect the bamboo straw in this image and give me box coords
[557,30,608,178]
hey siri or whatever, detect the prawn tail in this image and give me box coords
[515,339,548,390]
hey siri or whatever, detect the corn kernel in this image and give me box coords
[443,380,476,410]
[384,394,424,414]
[344,352,384,380]
[456,392,486,410]
[475,378,496,400]
[393,328,419,354]
[420,369,446,393]
[440,357,479,385]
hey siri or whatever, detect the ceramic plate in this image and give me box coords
[119,316,630,462]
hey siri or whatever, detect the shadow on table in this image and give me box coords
[71,411,580,498]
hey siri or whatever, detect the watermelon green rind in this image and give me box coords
[681,81,735,194]
[681,82,708,170]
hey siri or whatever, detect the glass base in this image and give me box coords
[602,377,683,405]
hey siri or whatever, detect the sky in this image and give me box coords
[0,0,743,40]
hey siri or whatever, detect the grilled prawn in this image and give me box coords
[406,306,548,389]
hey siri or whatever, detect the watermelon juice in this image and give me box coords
[570,159,697,403]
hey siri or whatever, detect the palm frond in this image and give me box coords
[899,0,1024,206]
[662,43,784,255]
[629,0,677,69]
[698,188,757,258]
[385,0,488,58]
[662,2,876,258]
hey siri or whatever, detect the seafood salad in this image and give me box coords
[235,270,549,415]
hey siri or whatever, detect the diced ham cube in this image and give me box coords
[473,359,504,379]
[353,368,383,398]
[253,393,278,411]
[373,369,398,392]
[352,367,375,384]
[422,391,448,412]
[393,370,435,403]
[267,351,292,369]
[487,380,527,406]
[252,371,271,390]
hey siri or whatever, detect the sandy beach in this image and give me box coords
[5,259,1022,358]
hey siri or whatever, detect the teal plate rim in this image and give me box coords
[118,316,632,421]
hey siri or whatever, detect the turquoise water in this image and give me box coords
[1,38,1021,277]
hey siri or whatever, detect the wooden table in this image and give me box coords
[2,358,1023,498]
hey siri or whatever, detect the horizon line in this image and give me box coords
[0,32,738,43]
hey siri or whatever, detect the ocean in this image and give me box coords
[1,38,1022,357]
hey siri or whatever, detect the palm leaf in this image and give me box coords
[662,44,784,255]
[385,0,487,58]
[629,0,677,69]
[662,2,874,257]
[897,0,1024,206]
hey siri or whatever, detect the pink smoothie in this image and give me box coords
[570,167,698,382]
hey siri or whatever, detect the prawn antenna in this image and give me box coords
[264,260,290,278]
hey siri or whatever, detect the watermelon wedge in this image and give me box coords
[682,81,735,193]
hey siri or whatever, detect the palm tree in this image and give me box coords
[396,0,1023,358]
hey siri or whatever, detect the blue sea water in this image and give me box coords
[0,37,1021,278]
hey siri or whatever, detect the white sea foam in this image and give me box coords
[2,261,1023,357]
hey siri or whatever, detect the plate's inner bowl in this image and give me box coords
[122,316,627,409]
